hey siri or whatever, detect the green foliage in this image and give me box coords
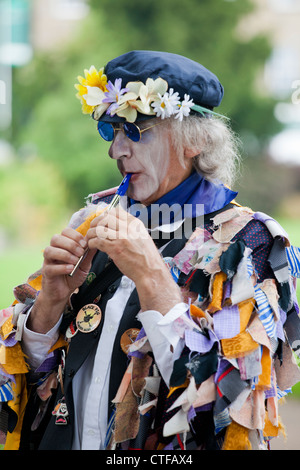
[0,157,69,242]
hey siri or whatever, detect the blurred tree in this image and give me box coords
[90,0,280,137]
[0,157,69,243]
[9,0,281,211]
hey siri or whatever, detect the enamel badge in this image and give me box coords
[52,397,69,425]
[76,304,102,333]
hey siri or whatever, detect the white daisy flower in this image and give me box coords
[151,88,180,119]
[174,94,194,121]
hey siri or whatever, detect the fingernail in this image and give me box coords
[79,239,87,248]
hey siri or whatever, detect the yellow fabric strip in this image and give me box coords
[76,205,108,236]
[263,413,285,439]
[0,316,15,340]
[256,346,272,389]
[221,331,259,359]
[4,374,28,450]
[0,342,29,375]
[238,298,255,332]
[222,420,252,450]
[190,304,206,319]
[207,271,227,313]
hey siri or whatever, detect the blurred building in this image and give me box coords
[238,0,300,164]
[0,0,89,130]
[30,0,89,52]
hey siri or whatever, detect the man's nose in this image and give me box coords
[108,129,131,160]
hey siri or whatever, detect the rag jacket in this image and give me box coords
[1,178,300,451]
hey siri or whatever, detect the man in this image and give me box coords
[1,50,300,451]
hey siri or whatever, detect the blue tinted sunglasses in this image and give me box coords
[97,121,160,143]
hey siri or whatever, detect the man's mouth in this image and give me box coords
[122,170,141,180]
[129,172,141,182]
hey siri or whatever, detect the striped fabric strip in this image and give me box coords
[286,245,300,278]
[104,407,116,449]
[0,381,13,402]
[277,387,292,400]
[254,285,277,338]
[246,254,255,278]
[214,408,231,435]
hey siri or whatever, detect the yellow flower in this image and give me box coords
[75,66,108,115]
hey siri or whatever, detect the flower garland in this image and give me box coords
[75,65,226,123]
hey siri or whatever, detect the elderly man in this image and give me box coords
[1,51,300,451]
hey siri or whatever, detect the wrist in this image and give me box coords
[135,265,183,315]
[27,291,67,334]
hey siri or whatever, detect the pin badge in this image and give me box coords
[120,328,140,354]
[52,397,69,425]
[65,320,78,339]
[86,272,96,285]
[76,304,102,333]
[93,293,102,304]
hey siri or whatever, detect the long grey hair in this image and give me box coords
[167,114,241,188]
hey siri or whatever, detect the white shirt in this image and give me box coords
[22,277,187,449]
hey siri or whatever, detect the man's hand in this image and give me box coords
[86,207,182,314]
[28,227,96,333]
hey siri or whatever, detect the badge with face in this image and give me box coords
[52,397,69,425]
[76,304,102,333]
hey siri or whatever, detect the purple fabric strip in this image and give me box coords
[213,304,240,340]
[185,328,217,354]
[0,334,18,347]
[35,350,59,373]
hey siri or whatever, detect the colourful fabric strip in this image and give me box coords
[254,285,277,338]
[0,382,14,402]
[286,245,300,278]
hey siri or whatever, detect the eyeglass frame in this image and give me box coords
[97,120,161,143]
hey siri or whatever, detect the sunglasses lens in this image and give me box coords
[97,121,114,141]
[123,123,140,142]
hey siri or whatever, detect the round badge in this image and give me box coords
[86,272,96,285]
[120,328,140,354]
[76,304,102,333]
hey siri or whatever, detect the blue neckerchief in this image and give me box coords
[129,171,237,222]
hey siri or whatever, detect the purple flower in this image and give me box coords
[103,78,129,116]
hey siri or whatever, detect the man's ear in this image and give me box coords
[184,146,200,159]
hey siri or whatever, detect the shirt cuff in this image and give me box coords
[138,302,189,385]
[22,307,63,369]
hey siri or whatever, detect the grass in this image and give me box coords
[0,244,44,309]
